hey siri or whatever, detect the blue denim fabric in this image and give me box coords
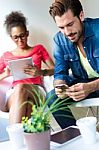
[53,18,99,85]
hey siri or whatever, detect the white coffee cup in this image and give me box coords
[76,116,97,145]
[6,123,24,149]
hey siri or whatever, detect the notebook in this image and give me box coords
[8,57,33,81]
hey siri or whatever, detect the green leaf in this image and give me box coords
[20,85,72,133]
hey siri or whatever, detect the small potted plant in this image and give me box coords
[21,85,71,150]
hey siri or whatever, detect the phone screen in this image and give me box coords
[51,127,80,144]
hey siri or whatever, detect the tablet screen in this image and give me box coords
[51,126,80,144]
[8,57,33,81]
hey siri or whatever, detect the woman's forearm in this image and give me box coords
[41,68,54,76]
[0,72,7,80]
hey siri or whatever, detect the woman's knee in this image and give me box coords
[14,84,27,95]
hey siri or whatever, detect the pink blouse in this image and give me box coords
[0,44,51,87]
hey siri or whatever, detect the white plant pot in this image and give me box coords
[24,129,50,150]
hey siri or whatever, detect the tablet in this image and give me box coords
[51,126,80,144]
[8,57,33,81]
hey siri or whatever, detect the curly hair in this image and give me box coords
[49,0,83,20]
[4,11,27,34]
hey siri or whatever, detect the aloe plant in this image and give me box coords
[21,85,73,133]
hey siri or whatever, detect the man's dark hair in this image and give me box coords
[49,0,83,20]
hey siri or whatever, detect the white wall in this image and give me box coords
[80,0,99,17]
[0,0,57,58]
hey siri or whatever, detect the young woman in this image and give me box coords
[0,11,54,124]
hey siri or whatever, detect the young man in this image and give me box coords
[48,0,99,128]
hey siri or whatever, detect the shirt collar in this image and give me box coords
[83,18,94,40]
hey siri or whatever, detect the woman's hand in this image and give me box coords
[0,66,11,80]
[24,65,42,77]
[4,66,11,77]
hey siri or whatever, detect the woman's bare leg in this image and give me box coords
[6,84,29,124]
[6,84,45,124]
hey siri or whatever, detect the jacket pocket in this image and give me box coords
[64,54,81,74]
[64,54,79,62]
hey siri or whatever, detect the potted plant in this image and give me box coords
[21,85,71,150]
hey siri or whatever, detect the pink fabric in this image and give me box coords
[0,44,51,87]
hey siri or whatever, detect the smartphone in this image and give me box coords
[51,126,80,144]
[55,84,68,92]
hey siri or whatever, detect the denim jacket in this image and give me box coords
[53,18,99,85]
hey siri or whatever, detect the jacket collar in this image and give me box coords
[83,18,94,40]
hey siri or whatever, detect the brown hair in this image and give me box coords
[4,11,27,35]
[49,0,83,20]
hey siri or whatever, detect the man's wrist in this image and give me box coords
[87,79,99,93]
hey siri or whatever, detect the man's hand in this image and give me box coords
[55,84,69,99]
[66,83,92,101]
